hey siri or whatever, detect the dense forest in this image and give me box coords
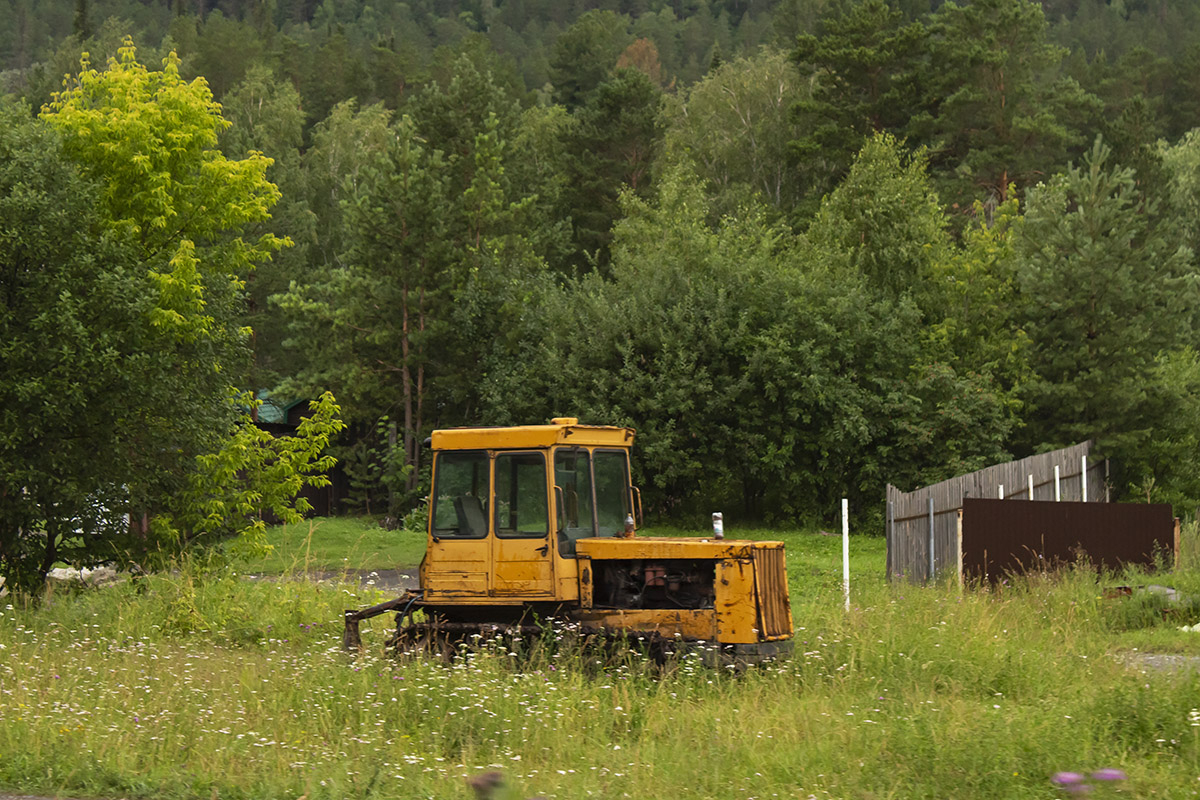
[5,0,1200,573]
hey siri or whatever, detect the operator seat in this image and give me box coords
[454,495,488,537]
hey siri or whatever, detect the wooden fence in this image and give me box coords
[886,442,1108,582]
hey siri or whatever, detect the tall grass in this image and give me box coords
[244,516,427,574]
[1180,520,1200,572]
[2,533,1200,799]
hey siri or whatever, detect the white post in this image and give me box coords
[927,497,935,581]
[842,498,850,612]
[1055,465,1061,501]
[999,484,1005,499]
[1028,474,1034,500]
[1082,455,1088,503]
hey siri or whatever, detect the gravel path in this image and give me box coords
[243,566,420,594]
[1120,652,1200,673]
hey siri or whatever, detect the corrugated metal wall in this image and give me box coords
[886,442,1107,582]
[961,498,1174,579]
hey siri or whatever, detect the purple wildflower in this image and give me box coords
[1091,768,1127,781]
[1052,772,1085,786]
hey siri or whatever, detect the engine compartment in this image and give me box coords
[593,559,716,610]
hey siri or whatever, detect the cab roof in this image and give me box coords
[430,418,635,450]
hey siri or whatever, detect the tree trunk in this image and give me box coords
[411,286,426,493]
[387,418,398,525]
[400,280,414,495]
[40,514,59,589]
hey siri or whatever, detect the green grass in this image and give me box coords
[243,516,427,574]
[3,525,1200,799]
[243,517,885,588]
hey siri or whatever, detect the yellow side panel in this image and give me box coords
[557,555,580,603]
[423,537,489,598]
[577,537,771,561]
[424,572,489,598]
[491,537,554,597]
[716,558,761,644]
[570,608,718,641]
[432,424,634,451]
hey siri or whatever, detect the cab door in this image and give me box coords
[423,450,491,598]
[490,450,555,597]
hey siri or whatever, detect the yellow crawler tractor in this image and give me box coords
[343,418,793,664]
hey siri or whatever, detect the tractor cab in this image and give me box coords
[420,418,640,606]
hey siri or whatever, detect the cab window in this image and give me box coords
[594,450,632,537]
[554,448,594,556]
[431,451,489,538]
[495,451,549,538]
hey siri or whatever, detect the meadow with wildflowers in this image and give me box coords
[2,526,1200,799]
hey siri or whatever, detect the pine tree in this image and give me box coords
[790,0,926,218]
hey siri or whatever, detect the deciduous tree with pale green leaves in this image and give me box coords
[44,39,286,341]
[664,48,806,215]
[0,42,340,594]
[805,132,947,301]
